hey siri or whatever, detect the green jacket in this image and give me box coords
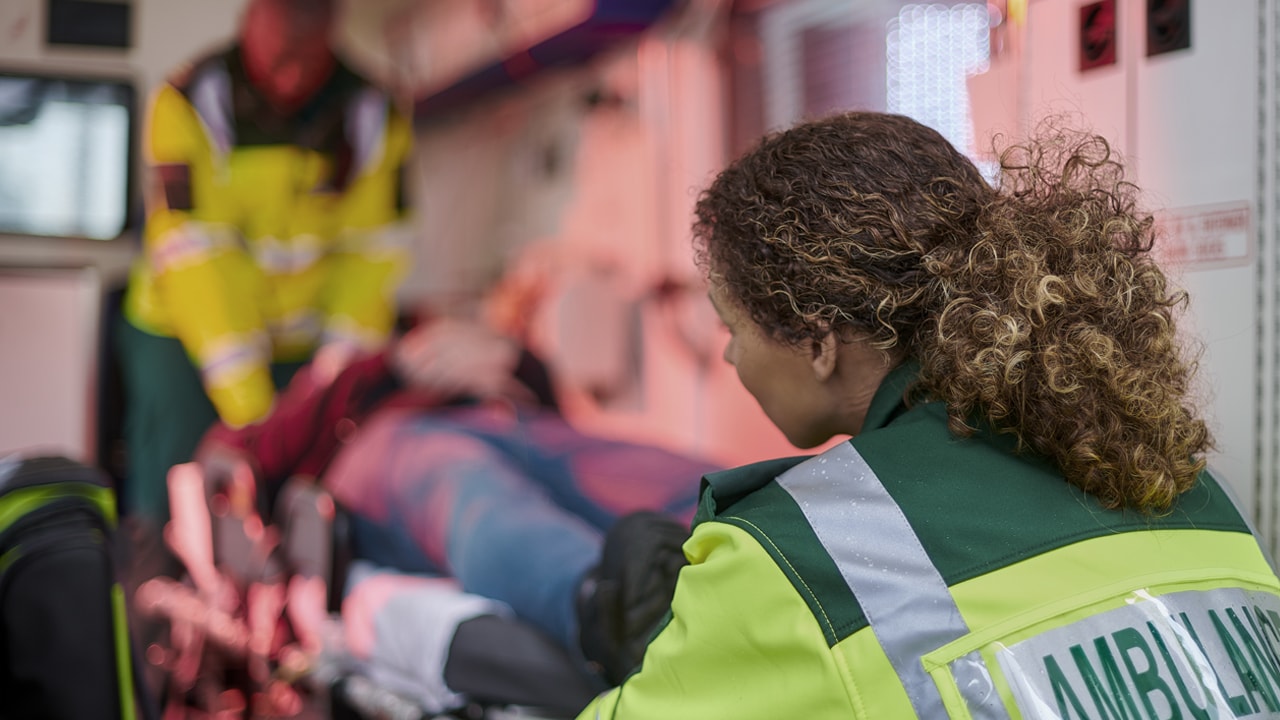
[579,364,1280,719]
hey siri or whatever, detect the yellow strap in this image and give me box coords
[0,483,134,719]
[112,584,138,720]
[0,483,116,536]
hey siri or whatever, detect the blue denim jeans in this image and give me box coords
[324,405,718,651]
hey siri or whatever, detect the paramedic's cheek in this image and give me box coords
[264,56,327,106]
[272,63,305,97]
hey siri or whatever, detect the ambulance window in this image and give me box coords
[887,3,997,181]
[0,72,134,241]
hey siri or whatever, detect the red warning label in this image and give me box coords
[1154,202,1252,270]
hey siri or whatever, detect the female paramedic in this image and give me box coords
[578,111,1280,719]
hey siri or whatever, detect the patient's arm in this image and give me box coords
[196,350,427,488]
[194,317,557,490]
[391,317,522,399]
[391,317,563,410]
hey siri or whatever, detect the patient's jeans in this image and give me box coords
[322,405,718,653]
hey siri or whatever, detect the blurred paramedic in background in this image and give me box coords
[578,111,1280,719]
[117,0,413,527]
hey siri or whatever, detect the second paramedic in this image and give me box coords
[117,0,413,524]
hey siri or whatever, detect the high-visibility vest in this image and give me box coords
[581,364,1280,719]
[125,44,412,427]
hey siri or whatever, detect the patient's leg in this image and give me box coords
[431,408,721,530]
[325,411,601,653]
[526,414,721,528]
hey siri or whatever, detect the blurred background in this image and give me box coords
[0,0,1273,551]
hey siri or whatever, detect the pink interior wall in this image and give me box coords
[400,7,808,469]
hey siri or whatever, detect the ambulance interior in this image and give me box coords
[0,0,1277,718]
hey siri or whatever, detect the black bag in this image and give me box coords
[0,454,155,720]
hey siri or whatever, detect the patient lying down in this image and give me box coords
[161,312,720,715]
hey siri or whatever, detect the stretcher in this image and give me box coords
[134,463,595,720]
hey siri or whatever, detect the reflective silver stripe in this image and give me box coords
[150,226,227,273]
[188,60,234,157]
[346,87,388,177]
[267,309,322,346]
[776,441,1010,719]
[252,234,325,274]
[199,332,269,384]
[950,650,1008,720]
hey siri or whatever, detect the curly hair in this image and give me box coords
[693,112,1211,512]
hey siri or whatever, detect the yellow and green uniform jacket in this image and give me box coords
[125,44,413,427]
[581,362,1280,719]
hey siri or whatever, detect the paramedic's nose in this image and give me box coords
[240,0,335,107]
[268,59,306,97]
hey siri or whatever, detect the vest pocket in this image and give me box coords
[922,572,1280,720]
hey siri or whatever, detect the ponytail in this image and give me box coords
[913,132,1211,511]
[694,113,1212,512]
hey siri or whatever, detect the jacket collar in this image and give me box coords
[858,359,919,433]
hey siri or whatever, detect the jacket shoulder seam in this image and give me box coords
[722,514,839,642]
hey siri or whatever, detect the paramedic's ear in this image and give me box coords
[811,332,838,383]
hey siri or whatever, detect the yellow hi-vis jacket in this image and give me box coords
[581,362,1280,719]
[125,44,413,427]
